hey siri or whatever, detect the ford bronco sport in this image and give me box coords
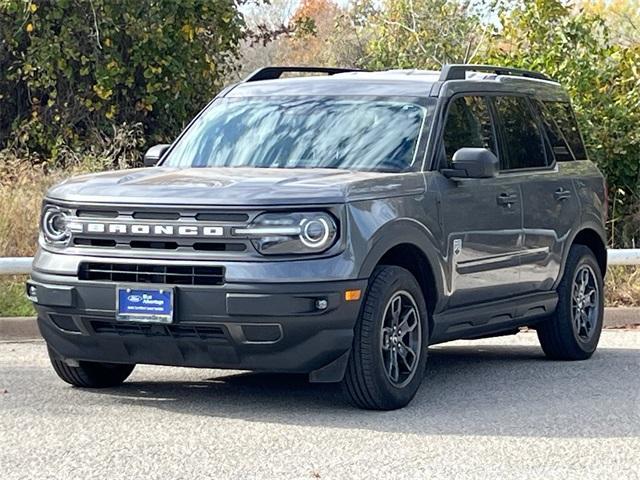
[28,64,607,410]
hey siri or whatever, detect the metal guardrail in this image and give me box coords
[0,250,638,275]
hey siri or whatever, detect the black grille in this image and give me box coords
[89,320,227,340]
[78,262,225,285]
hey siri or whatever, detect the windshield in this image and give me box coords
[162,96,428,172]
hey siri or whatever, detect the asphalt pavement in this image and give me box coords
[1,330,639,480]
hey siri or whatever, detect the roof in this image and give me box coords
[226,65,566,101]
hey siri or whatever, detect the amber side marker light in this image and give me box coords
[344,289,362,301]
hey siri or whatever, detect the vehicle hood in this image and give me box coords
[46,167,425,206]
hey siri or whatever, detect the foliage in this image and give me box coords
[361,0,494,70]
[0,276,35,317]
[578,0,640,46]
[241,0,367,70]
[0,0,245,164]
[356,0,639,247]
[485,0,640,247]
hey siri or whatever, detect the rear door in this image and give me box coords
[437,95,524,307]
[492,95,581,292]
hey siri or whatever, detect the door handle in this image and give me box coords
[497,192,518,207]
[554,188,572,201]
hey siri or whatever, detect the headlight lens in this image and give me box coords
[42,205,71,244]
[235,212,338,255]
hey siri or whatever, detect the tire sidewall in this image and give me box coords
[365,267,429,407]
[561,248,605,354]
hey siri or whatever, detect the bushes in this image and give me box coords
[484,0,640,248]
[357,0,639,248]
[0,0,245,164]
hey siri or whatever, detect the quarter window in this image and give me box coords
[442,96,496,164]
[542,101,587,160]
[534,100,574,162]
[494,96,548,170]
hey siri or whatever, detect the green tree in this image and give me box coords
[361,0,492,70]
[0,0,245,162]
[361,0,639,246]
[486,0,640,247]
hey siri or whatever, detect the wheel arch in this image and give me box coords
[358,219,447,316]
[555,225,608,289]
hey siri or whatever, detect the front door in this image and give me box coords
[436,95,524,308]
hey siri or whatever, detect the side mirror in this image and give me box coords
[442,148,499,179]
[143,144,171,167]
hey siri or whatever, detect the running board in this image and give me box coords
[430,291,558,344]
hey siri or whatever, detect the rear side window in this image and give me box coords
[542,101,587,160]
[442,96,496,164]
[493,96,548,170]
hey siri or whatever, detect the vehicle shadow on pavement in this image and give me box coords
[93,343,640,439]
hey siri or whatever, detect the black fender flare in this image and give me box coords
[553,221,607,289]
[357,218,448,312]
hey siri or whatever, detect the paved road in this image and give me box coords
[1,331,639,480]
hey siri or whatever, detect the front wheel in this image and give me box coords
[536,245,604,360]
[48,347,135,388]
[342,266,429,410]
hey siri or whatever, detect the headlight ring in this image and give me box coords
[42,206,71,244]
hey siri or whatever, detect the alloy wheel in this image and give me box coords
[380,290,422,388]
[571,264,600,342]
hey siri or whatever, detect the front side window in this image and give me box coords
[162,96,429,172]
[494,96,548,170]
[442,96,496,164]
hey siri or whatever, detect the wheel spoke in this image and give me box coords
[572,283,581,303]
[388,350,399,383]
[397,308,417,336]
[381,327,392,351]
[580,268,589,292]
[398,342,417,372]
[390,296,402,326]
[584,289,596,308]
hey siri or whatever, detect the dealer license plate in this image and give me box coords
[116,286,174,324]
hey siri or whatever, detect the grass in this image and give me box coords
[0,275,36,317]
[605,266,640,307]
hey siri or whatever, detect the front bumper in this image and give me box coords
[29,270,366,382]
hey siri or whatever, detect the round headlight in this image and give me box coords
[42,207,70,243]
[300,217,331,248]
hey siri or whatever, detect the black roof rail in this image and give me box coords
[244,66,365,82]
[439,64,553,82]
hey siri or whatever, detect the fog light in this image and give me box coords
[315,299,328,310]
[27,285,38,301]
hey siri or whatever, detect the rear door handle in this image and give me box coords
[554,188,572,201]
[497,192,518,207]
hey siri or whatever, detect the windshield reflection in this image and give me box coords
[163,96,427,172]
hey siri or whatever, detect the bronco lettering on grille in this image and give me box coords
[80,223,224,237]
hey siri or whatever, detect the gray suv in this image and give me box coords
[28,65,608,410]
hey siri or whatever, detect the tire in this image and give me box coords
[536,245,604,360]
[48,347,135,388]
[342,266,429,410]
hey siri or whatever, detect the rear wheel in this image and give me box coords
[536,245,604,360]
[342,266,428,410]
[48,347,135,388]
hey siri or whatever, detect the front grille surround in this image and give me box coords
[78,262,225,286]
[49,204,261,259]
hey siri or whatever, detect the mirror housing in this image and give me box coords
[143,144,171,167]
[442,148,499,179]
